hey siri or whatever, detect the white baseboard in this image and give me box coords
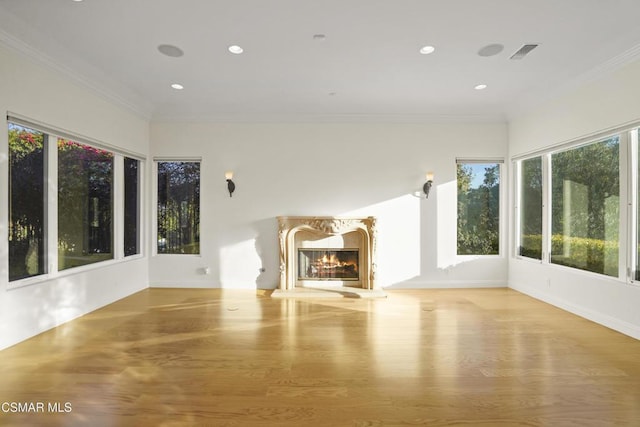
[510,281,640,340]
[149,280,508,290]
[148,281,277,289]
[384,280,508,289]
[149,281,221,289]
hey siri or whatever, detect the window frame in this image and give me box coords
[152,158,202,257]
[7,123,48,281]
[57,137,116,271]
[629,129,639,283]
[6,115,146,289]
[514,155,544,262]
[549,136,622,278]
[513,127,633,284]
[456,158,505,257]
[123,156,142,258]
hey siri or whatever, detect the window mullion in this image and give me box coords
[542,153,551,265]
[629,130,639,283]
[151,161,159,257]
[618,132,630,281]
[500,162,506,256]
[513,161,521,258]
[138,161,145,257]
[47,135,59,275]
[114,154,124,260]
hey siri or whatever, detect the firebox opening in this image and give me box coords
[298,249,359,281]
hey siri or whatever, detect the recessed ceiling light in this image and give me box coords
[474,84,488,90]
[228,45,244,54]
[419,45,435,55]
[171,83,184,90]
[72,0,84,2]
[158,44,184,58]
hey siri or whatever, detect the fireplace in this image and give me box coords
[298,249,359,281]
[277,216,377,290]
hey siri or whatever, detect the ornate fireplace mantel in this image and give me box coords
[277,216,377,290]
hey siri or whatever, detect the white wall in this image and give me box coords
[0,45,150,350]
[149,121,508,289]
[508,58,640,339]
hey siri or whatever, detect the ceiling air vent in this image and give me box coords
[510,44,538,60]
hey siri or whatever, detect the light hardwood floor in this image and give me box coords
[1,288,640,426]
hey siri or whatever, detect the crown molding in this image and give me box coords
[0,26,152,121]
[508,41,640,120]
[1,25,504,126]
[150,111,508,124]
[570,42,640,88]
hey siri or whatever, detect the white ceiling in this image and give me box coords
[2,0,640,122]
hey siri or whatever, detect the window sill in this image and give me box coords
[456,254,505,260]
[6,255,146,291]
[152,253,202,257]
[513,255,543,264]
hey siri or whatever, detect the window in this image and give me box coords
[457,161,501,255]
[518,157,543,260]
[124,157,140,257]
[58,139,114,270]
[157,161,200,254]
[7,117,144,282]
[550,137,620,276]
[8,123,46,281]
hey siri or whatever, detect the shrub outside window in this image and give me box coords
[550,137,620,277]
[8,117,144,282]
[124,157,140,257]
[157,161,200,254]
[58,139,114,270]
[518,157,543,260]
[8,123,46,281]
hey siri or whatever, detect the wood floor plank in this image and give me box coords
[1,288,640,426]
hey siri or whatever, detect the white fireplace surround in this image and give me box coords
[277,216,377,290]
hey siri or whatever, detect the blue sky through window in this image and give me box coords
[468,163,497,188]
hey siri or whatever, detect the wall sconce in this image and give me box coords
[225,171,235,197]
[423,172,434,198]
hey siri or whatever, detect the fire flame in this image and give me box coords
[316,252,357,272]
